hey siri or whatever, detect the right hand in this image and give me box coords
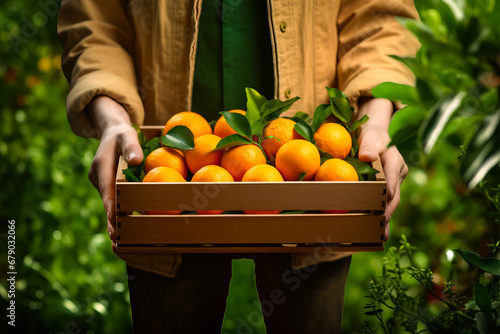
[87,96,143,241]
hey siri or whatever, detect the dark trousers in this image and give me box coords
[127,253,351,334]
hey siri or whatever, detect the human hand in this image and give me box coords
[87,96,143,241]
[356,98,408,241]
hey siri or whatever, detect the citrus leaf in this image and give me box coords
[372,82,419,105]
[351,137,359,157]
[122,168,140,182]
[325,86,349,101]
[312,104,331,133]
[212,134,252,151]
[351,115,369,133]
[298,172,307,181]
[260,96,300,124]
[246,87,267,132]
[132,124,147,147]
[475,282,492,315]
[454,249,500,276]
[221,111,252,139]
[161,125,195,151]
[330,97,352,124]
[293,121,313,142]
[209,119,217,131]
[344,157,379,181]
[291,111,313,126]
[320,151,334,165]
[418,92,467,154]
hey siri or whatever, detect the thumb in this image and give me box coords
[358,129,381,162]
[119,127,144,166]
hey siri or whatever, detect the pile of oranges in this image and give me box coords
[138,105,361,214]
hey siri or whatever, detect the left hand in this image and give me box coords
[356,98,408,241]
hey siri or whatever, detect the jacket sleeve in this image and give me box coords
[58,0,144,137]
[336,0,420,107]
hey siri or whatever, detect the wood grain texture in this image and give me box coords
[114,244,384,253]
[116,213,385,244]
[116,181,387,211]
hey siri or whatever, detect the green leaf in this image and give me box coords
[213,134,252,151]
[246,87,267,125]
[372,82,419,105]
[453,249,500,276]
[312,104,331,133]
[364,309,383,316]
[291,111,313,127]
[344,157,380,181]
[298,172,307,181]
[122,168,140,182]
[320,151,334,165]
[293,121,313,143]
[221,111,252,139]
[351,115,369,132]
[325,86,349,101]
[475,282,492,314]
[260,97,300,124]
[351,137,359,157]
[476,311,495,334]
[388,105,426,147]
[132,124,147,147]
[161,125,195,151]
[330,97,352,124]
[418,92,467,154]
[461,112,500,189]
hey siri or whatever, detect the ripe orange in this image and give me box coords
[142,167,187,214]
[184,134,223,174]
[221,144,267,181]
[191,165,234,214]
[214,109,246,138]
[275,139,320,181]
[242,164,284,214]
[163,111,212,138]
[144,147,187,178]
[261,118,303,159]
[313,123,352,159]
[314,158,358,213]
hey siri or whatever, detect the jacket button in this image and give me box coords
[284,88,292,98]
[279,22,287,33]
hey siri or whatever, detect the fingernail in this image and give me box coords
[127,152,139,161]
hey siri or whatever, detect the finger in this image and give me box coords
[88,137,119,241]
[358,128,384,162]
[380,147,408,201]
[117,126,143,166]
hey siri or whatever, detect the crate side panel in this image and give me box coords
[116,214,385,244]
[116,182,387,211]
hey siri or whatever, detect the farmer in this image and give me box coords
[58,0,419,332]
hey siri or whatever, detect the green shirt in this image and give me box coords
[192,0,274,121]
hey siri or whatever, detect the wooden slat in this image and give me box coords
[372,157,386,182]
[114,244,384,253]
[116,156,128,182]
[116,181,386,211]
[140,126,163,140]
[116,213,385,244]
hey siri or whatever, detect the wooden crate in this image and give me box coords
[115,126,387,254]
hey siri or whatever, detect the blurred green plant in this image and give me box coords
[356,0,500,332]
[359,236,499,334]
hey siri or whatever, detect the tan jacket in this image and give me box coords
[58,0,419,277]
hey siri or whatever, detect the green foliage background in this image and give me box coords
[0,1,498,333]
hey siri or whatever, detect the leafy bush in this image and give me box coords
[352,0,500,332]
